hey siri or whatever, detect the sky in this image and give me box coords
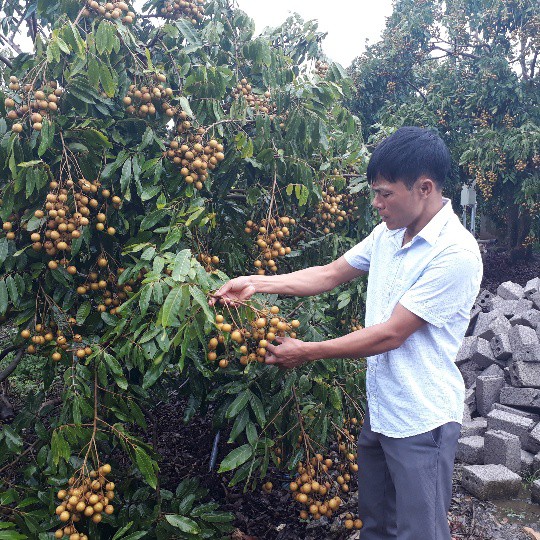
[234,0,394,68]
[7,1,394,68]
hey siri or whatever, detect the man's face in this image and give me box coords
[370,176,425,230]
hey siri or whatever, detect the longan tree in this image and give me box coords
[348,0,540,258]
[0,0,370,537]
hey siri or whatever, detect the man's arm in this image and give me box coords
[265,303,426,368]
[210,256,365,305]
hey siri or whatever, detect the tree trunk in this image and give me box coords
[507,202,533,262]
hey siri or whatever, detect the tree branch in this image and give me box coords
[431,45,479,60]
[0,54,13,69]
[0,350,25,384]
[0,33,22,55]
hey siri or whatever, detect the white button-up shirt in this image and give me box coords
[344,199,483,437]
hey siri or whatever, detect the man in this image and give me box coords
[210,127,483,540]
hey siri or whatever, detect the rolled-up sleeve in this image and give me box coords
[398,248,482,328]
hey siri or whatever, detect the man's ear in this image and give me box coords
[419,178,435,197]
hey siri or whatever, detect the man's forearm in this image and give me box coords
[251,265,335,297]
[305,322,402,361]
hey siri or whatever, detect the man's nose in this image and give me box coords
[371,195,383,209]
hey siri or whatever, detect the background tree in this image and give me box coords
[0,0,370,537]
[348,0,540,259]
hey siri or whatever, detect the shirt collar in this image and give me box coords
[415,198,453,246]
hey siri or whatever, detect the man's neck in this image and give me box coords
[403,198,445,245]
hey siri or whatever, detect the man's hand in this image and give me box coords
[209,276,257,306]
[265,336,314,369]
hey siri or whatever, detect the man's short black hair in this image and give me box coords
[367,127,451,190]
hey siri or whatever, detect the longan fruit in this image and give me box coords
[59,511,70,522]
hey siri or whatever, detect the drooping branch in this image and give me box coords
[431,45,480,60]
[0,32,22,55]
[0,349,25,384]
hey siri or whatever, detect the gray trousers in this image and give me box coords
[357,408,461,540]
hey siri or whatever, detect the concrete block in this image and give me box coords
[461,464,521,500]
[510,309,540,330]
[531,291,540,310]
[480,364,504,378]
[532,479,540,504]
[484,430,521,473]
[476,289,494,311]
[499,387,540,413]
[515,298,534,314]
[497,281,524,300]
[493,402,540,422]
[490,333,512,361]
[455,336,477,366]
[489,297,519,316]
[524,277,540,299]
[521,450,535,477]
[471,338,497,369]
[534,453,540,474]
[509,324,540,362]
[456,436,484,464]
[459,360,482,388]
[509,361,540,388]
[473,312,511,341]
[476,376,504,416]
[462,405,472,423]
[486,408,536,449]
[527,423,540,454]
[461,418,487,438]
[464,386,476,414]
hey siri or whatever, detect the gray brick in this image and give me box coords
[455,336,477,366]
[476,289,495,311]
[515,298,535,314]
[484,430,521,473]
[476,376,504,416]
[459,360,482,388]
[527,423,540,454]
[486,408,535,449]
[473,312,511,341]
[471,337,497,369]
[534,453,540,474]
[489,297,519,316]
[490,333,512,361]
[509,324,540,362]
[509,361,540,388]
[531,292,540,310]
[461,418,487,438]
[497,281,524,300]
[493,402,540,422]
[464,387,476,414]
[524,277,540,299]
[521,450,535,477]
[532,479,540,504]
[456,436,484,464]
[499,387,540,413]
[480,364,504,378]
[461,464,521,500]
[510,309,540,330]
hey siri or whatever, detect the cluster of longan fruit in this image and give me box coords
[159,0,205,23]
[343,513,364,531]
[1,213,19,240]
[166,132,225,190]
[348,318,363,332]
[231,79,276,116]
[31,178,120,268]
[289,455,343,521]
[207,306,300,368]
[53,463,115,539]
[76,257,136,317]
[20,320,76,359]
[83,1,135,24]
[4,78,62,133]
[502,113,514,128]
[308,186,358,235]
[245,216,295,275]
[313,60,329,78]
[475,109,492,129]
[196,252,220,272]
[515,159,527,172]
[122,75,175,118]
[532,154,540,168]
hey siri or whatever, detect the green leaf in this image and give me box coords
[226,391,250,419]
[165,515,200,534]
[120,157,132,200]
[175,19,202,47]
[0,238,9,266]
[51,430,71,465]
[0,281,8,315]
[218,444,253,473]
[189,285,214,322]
[178,96,193,118]
[161,285,185,327]
[37,118,55,157]
[249,393,266,426]
[99,63,116,97]
[134,446,158,489]
[76,302,91,324]
[172,249,191,281]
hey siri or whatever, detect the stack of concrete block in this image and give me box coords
[456,277,540,502]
